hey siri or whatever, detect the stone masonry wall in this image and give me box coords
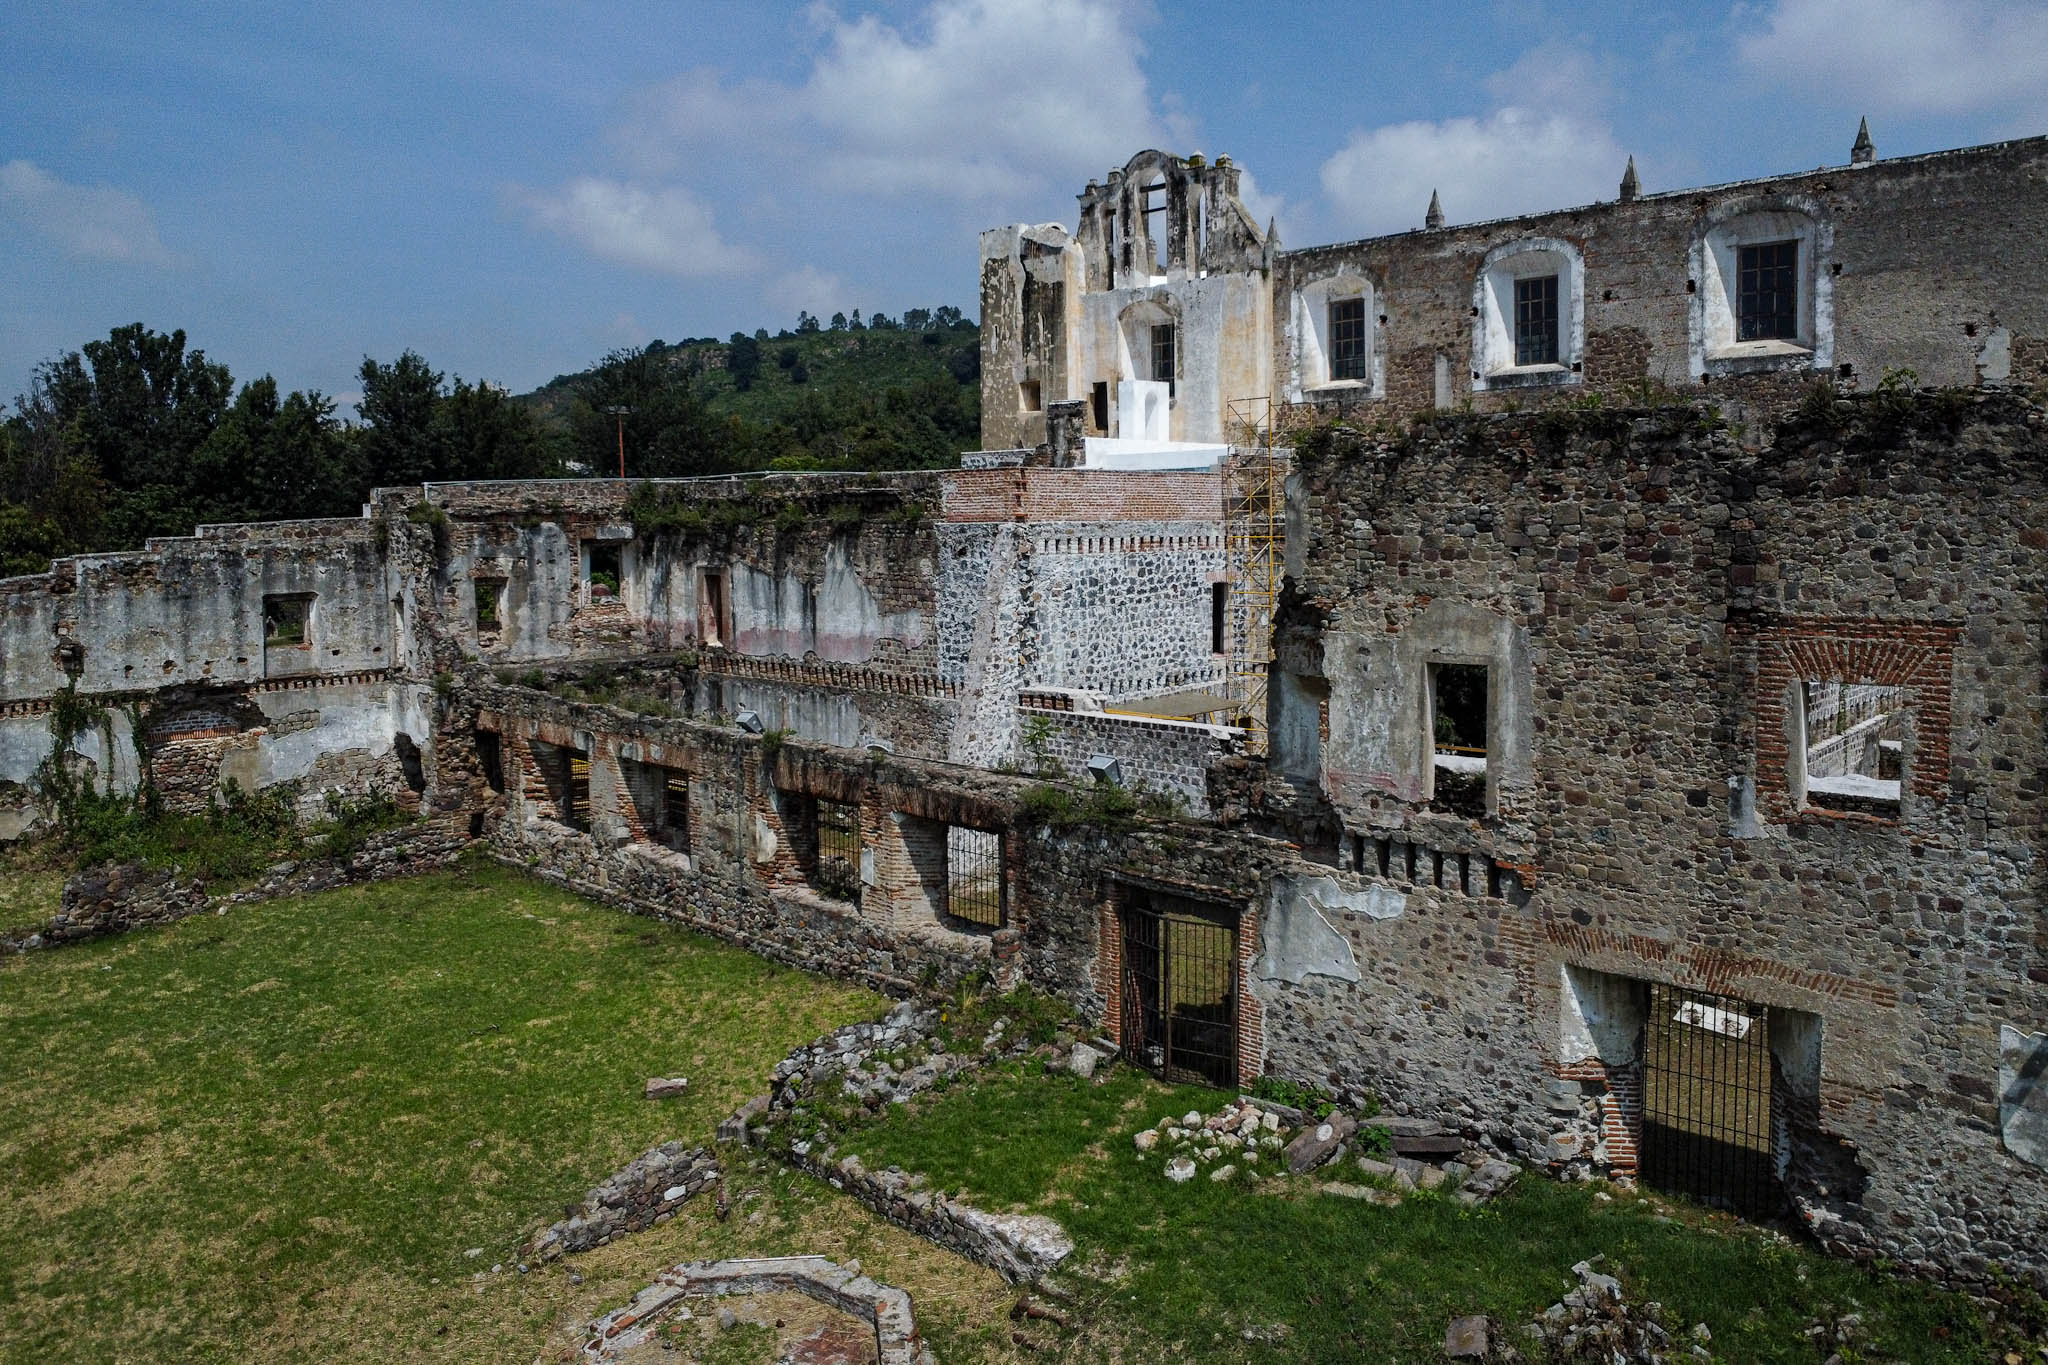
[1265,391,2048,1286]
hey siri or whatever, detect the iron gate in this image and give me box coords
[1640,982,1780,1216]
[1118,888,1239,1088]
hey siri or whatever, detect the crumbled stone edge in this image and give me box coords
[527,1142,721,1260]
[581,1255,935,1365]
[2,822,468,954]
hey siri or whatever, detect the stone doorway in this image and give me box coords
[1640,981,1781,1216]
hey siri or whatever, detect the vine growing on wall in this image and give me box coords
[31,686,112,827]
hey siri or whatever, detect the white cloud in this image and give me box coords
[615,0,1172,204]
[764,265,849,321]
[1736,0,2048,124]
[512,177,760,278]
[1318,45,1629,237]
[0,159,172,264]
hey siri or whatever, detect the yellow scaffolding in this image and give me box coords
[1223,397,1284,754]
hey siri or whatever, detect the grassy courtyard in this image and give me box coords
[0,862,1030,1362]
[1,862,2039,1363]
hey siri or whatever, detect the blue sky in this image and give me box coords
[5,0,2044,411]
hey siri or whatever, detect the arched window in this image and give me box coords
[1291,272,1377,394]
[1472,238,1583,389]
[1689,201,1832,378]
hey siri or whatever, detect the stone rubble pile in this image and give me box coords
[766,1000,980,1117]
[1136,1098,1288,1184]
[526,1141,721,1259]
[1519,1259,1710,1364]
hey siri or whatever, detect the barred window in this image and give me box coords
[1737,241,1799,342]
[1513,274,1560,366]
[944,826,1004,929]
[813,798,861,902]
[1327,297,1368,380]
[1150,323,1175,396]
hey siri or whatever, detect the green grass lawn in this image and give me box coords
[846,1064,2029,1364]
[0,862,911,1363]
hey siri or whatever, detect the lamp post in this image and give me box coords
[603,405,632,479]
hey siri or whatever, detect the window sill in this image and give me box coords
[1306,379,1371,395]
[1794,805,1899,830]
[1479,364,1574,391]
[1704,341,1812,377]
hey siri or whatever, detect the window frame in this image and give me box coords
[1290,272,1377,397]
[1150,322,1176,396]
[1513,273,1561,367]
[1327,296,1370,381]
[1691,201,1831,377]
[1471,239,1582,390]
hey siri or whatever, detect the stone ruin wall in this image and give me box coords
[1262,392,2047,1283]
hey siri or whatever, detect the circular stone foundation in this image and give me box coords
[581,1256,934,1365]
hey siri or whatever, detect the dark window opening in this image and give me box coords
[1514,274,1560,366]
[263,594,312,648]
[586,543,622,599]
[1091,381,1110,433]
[474,730,505,793]
[1210,582,1229,655]
[1150,323,1176,396]
[1430,663,1489,817]
[1118,886,1239,1088]
[944,825,1004,929]
[1737,240,1799,342]
[393,732,427,793]
[474,577,505,634]
[655,768,690,853]
[1328,296,1369,381]
[700,571,728,648]
[1019,379,1042,412]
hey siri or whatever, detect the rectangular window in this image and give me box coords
[1430,663,1489,817]
[1210,582,1229,655]
[474,577,505,633]
[700,571,727,648]
[474,729,505,794]
[1141,182,1167,274]
[814,798,860,901]
[1019,379,1042,412]
[1150,323,1175,396]
[1798,680,1903,817]
[1091,381,1109,433]
[531,740,590,831]
[944,825,1004,929]
[585,543,622,600]
[1327,296,1369,381]
[263,594,312,648]
[656,769,689,852]
[1514,274,1560,366]
[1737,241,1799,342]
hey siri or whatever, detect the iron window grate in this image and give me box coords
[1150,323,1176,395]
[814,798,860,901]
[657,770,690,852]
[1640,981,1780,1217]
[1118,887,1238,1089]
[944,825,1004,928]
[1737,241,1799,342]
[1328,296,1369,380]
[1514,274,1560,366]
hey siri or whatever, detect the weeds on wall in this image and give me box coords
[1016,779,1181,833]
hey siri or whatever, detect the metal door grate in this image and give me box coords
[814,798,860,901]
[1641,982,1779,1216]
[1119,888,1239,1088]
[944,826,1004,928]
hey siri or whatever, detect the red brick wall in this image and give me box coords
[942,469,1224,523]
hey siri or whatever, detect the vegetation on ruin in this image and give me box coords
[54,784,416,883]
[835,1062,2038,1364]
[622,476,937,547]
[1016,777,1184,832]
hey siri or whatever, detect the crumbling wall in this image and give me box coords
[1269,391,2048,1285]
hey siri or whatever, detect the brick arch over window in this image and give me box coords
[1750,619,1956,822]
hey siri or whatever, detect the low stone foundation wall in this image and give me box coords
[528,1141,721,1259]
[1,821,470,953]
[793,1147,1073,1285]
[582,1256,934,1365]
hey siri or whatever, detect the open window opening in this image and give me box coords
[474,729,505,794]
[1429,663,1488,817]
[1019,379,1042,413]
[530,739,590,832]
[1140,181,1167,277]
[585,543,622,600]
[944,825,1004,929]
[392,732,427,793]
[1795,680,1905,817]
[1210,582,1229,656]
[813,798,860,901]
[473,577,506,636]
[699,570,728,648]
[623,758,690,853]
[263,594,312,649]
[1090,381,1109,434]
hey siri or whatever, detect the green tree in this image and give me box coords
[356,351,445,488]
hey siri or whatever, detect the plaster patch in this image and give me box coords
[1999,1025,2048,1169]
[1256,874,1401,984]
